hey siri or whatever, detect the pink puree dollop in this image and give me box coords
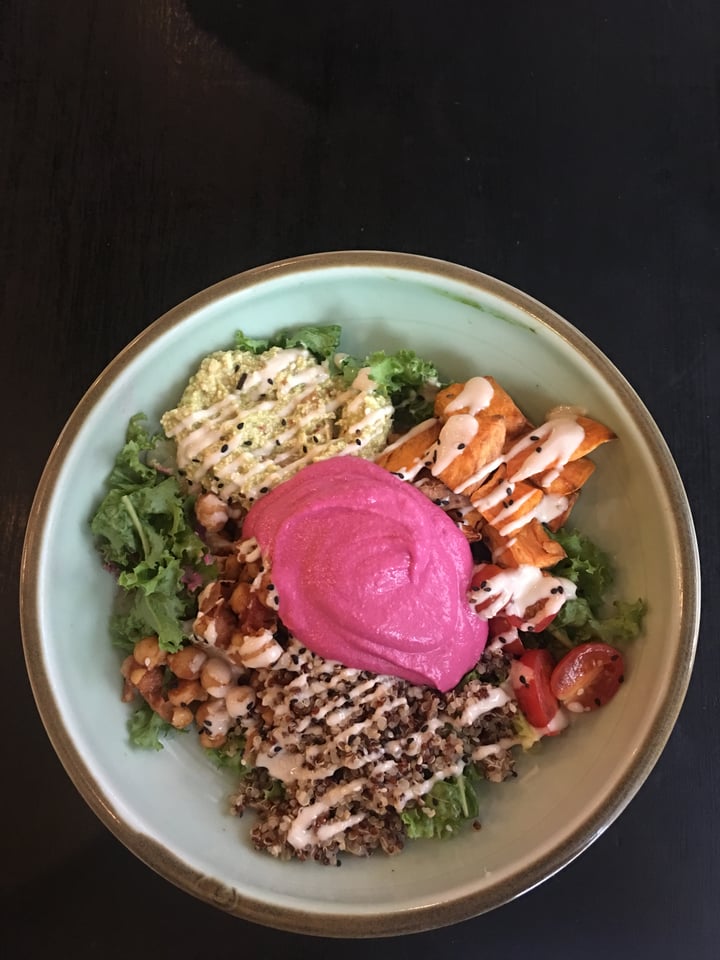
[243,457,488,691]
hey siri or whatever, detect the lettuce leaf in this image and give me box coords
[541,528,647,649]
[400,773,479,839]
[234,324,342,360]
[338,349,442,422]
[91,415,216,654]
[127,703,174,751]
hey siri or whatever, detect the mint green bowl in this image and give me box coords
[20,252,700,936]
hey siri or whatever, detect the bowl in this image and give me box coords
[20,251,700,936]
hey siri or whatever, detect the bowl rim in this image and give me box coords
[20,250,701,936]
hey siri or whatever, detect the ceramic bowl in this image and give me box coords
[21,252,700,936]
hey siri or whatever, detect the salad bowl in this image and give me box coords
[20,251,700,936]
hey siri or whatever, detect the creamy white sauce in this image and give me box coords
[445,376,495,415]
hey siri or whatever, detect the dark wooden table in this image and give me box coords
[3,1,718,954]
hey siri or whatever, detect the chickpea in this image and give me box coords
[199,731,227,749]
[167,679,207,707]
[129,665,147,688]
[168,646,208,680]
[133,636,166,669]
[200,657,233,698]
[170,706,193,729]
[229,581,251,616]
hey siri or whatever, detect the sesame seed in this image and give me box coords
[268,378,274,385]
[237,422,244,430]
[236,372,247,390]
[221,443,228,453]
[355,438,362,445]
[506,487,512,495]
[536,446,542,454]
[259,486,269,494]
[281,418,287,426]
[457,443,466,450]
[243,440,252,446]
[530,434,539,441]
[303,445,308,453]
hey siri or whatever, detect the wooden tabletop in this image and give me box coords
[3,1,717,955]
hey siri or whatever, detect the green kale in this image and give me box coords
[91,415,216,654]
[234,324,342,360]
[540,528,647,650]
[127,703,174,751]
[400,773,479,840]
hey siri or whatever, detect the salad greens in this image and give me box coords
[91,414,216,654]
[127,702,175,751]
[538,529,647,654]
[234,324,443,423]
[401,772,480,839]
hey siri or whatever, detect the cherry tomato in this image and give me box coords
[471,565,558,633]
[509,648,559,729]
[487,617,525,656]
[550,642,625,711]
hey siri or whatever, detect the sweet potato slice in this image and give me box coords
[537,457,595,495]
[544,492,579,532]
[375,419,441,474]
[504,415,614,483]
[476,480,545,536]
[572,416,617,459]
[435,376,531,438]
[484,518,567,569]
[433,414,506,492]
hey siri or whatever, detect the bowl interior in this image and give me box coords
[22,254,699,935]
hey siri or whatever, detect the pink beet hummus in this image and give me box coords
[243,457,488,691]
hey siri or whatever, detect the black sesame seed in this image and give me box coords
[483,585,492,593]
[221,443,228,453]
[236,372,247,390]
[303,445,308,453]
[267,583,274,590]
[457,443,466,450]
[535,446,543,454]
[519,675,528,686]
[355,438,362,445]
[243,439,252,446]
[498,636,506,644]
[508,498,514,505]
[530,435,539,441]
[234,364,240,373]
[276,439,281,445]
[237,422,244,430]
[557,585,564,594]
[259,486,269,494]
[594,697,602,707]
[480,580,487,588]
[268,378,274,385]
[313,435,319,443]
[506,487,512,495]
[281,418,287,426]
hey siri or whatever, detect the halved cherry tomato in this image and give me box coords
[509,648,559,729]
[550,642,625,711]
[487,616,525,656]
[471,565,558,633]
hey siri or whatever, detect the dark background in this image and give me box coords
[3,0,718,954]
